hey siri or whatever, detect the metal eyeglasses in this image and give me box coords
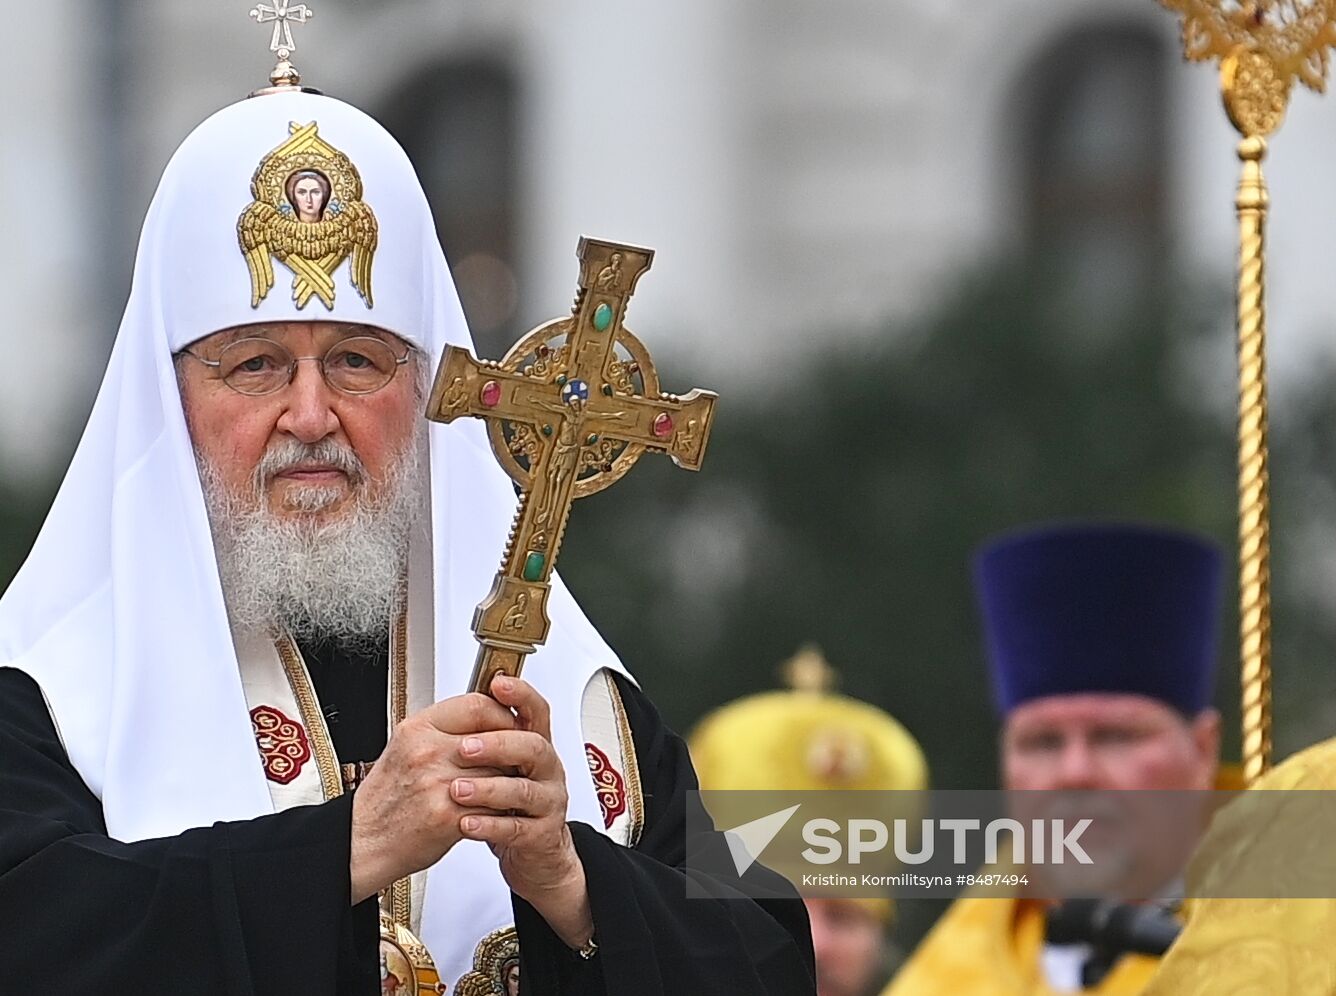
[179,335,413,396]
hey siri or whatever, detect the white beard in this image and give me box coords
[199,434,425,650]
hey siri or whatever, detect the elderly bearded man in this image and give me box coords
[886,523,1222,996]
[0,85,814,993]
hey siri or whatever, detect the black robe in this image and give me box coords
[0,658,814,994]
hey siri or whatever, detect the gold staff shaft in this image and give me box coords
[466,440,583,696]
[1156,0,1323,783]
[1234,134,1273,784]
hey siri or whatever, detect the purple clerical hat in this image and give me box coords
[974,523,1223,715]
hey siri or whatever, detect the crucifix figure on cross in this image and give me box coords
[426,237,718,694]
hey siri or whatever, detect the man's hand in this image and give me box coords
[451,675,594,950]
[349,692,514,904]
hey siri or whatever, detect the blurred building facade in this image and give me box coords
[8,0,1336,482]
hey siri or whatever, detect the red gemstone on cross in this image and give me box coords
[652,412,674,439]
[481,380,502,408]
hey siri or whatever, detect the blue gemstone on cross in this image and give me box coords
[561,379,590,406]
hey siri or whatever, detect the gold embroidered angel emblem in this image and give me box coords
[237,120,377,310]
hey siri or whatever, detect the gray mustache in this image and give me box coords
[253,439,366,490]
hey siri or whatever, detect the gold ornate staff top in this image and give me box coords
[248,0,317,93]
[1160,0,1336,784]
[426,237,718,694]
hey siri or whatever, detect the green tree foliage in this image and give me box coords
[552,257,1336,953]
[558,258,1336,786]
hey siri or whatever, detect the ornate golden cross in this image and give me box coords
[1159,0,1336,783]
[426,238,718,694]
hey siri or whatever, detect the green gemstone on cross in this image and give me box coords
[542,424,553,436]
[586,433,599,445]
[602,384,613,396]
[593,303,613,332]
[522,551,546,582]
[556,374,568,386]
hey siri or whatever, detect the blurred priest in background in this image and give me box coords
[886,523,1223,995]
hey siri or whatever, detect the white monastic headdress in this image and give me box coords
[0,90,626,979]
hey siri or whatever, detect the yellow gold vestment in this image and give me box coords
[883,893,1158,995]
[1143,739,1336,995]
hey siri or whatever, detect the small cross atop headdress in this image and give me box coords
[249,1,316,91]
